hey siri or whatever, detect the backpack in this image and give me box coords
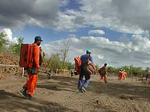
[74,57,82,75]
[19,44,36,69]
[99,67,106,76]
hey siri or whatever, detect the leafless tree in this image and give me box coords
[60,38,71,66]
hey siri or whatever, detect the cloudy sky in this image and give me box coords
[1,0,150,68]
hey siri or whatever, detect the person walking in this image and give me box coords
[120,70,127,81]
[118,70,122,81]
[122,70,127,80]
[98,63,107,83]
[20,36,43,99]
[146,73,150,81]
[78,49,94,93]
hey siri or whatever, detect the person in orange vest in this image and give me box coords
[98,63,107,83]
[120,70,127,81]
[20,36,42,99]
[123,70,127,80]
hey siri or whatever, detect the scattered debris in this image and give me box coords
[119,94,137,100]
[94,99,111,108]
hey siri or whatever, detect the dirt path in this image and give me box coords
[0,74,149,112]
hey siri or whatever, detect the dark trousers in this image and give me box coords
[78,65,90,89]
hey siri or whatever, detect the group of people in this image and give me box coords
[77,50,108,93]
[19,36,123,99]
[77,50,129,93]
[118,70,127,81]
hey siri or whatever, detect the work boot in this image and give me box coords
[26,94,32,100]
[20,87,27,97]
[81,87,87,93]
[79,88,83,93]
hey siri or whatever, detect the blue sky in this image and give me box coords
[1,0,150,68]
[12,23,132,44]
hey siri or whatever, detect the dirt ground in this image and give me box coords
[0,73,150,112]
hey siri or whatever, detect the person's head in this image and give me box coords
[104,63,107,66]
[34,36,43,46]
[86,49,91,55]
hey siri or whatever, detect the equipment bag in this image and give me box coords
[19,44,34,69]
[74,57,82,75]
[84,60,96,75]
[99,67,106,76]
[39,47,45,65]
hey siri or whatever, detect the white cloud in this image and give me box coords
[131,35,150,52]
[89,30,105,35]
[60,0,69,7]
[58,0,150,34]
[118,34,130,43]
[42,35,150,68]
[54,12,85,31]
[98,55,104,59]
[1,0,150,35]
[0,0,59,29]
[0,29,18,45]
[54,12,76,31]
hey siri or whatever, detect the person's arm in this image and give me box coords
[89,56,94,63]
[33,46,40,68]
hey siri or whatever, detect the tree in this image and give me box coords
[60,39,71,66]
[107,66,116,73]
[65,61,74,70]
[48,53,62,70]
[145,67,150,73]
[9,37,24,55]
[0,32,8,52]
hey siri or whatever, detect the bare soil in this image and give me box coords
[0,73,150,112]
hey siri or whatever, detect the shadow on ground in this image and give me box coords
[0,90,78,112]
[37,75,79,93]
[89,78,150,101]
[38,75,150,101]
